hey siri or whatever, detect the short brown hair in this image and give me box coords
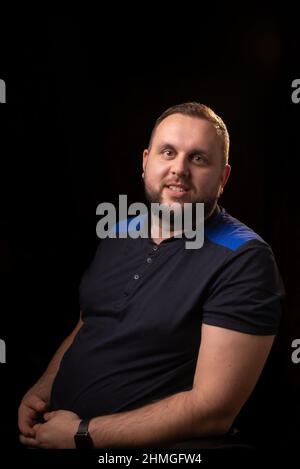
[149,102,229,165]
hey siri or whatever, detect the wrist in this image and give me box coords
[74,418,94,449]
[88,416,102,446]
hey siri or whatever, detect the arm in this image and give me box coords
[18,314,83,437]
[87,324,274,447]
[24,323,274,448]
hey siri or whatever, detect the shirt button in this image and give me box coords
[134,274,140,280]
[152,246,158,251]
[146,257,153,264]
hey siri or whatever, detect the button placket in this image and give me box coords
[146,244,159,264]
[122,243,160,299]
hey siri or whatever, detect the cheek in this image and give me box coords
[146,162,168,185]
[193,172,222,193]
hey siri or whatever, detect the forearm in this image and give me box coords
[27,319,83,402]
[89,389,228,448]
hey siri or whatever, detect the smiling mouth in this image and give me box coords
[163,186,191,200]
[165,184,190,193]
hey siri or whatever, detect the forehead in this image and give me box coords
[152,114,221,155]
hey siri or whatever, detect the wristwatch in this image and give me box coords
[74,418,94,449]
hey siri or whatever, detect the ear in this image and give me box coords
[142,149,149,173]
[221,164,231,189]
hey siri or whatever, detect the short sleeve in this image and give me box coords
[202,241,285,335]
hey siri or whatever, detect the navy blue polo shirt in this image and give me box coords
[50,206,284,419]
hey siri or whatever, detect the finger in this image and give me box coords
[19,433,40,448]
[18,413,36,437]
[33,423,42,432]
[18,424,35,438]
[34,400,48,413]
[18,407,40,436]
[43,411,55,421]
[27,396,48,413]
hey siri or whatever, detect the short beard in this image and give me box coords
[144,184,219,229]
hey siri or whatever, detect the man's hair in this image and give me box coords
[149,102,230,165]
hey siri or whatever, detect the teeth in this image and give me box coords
[168,185,185,192]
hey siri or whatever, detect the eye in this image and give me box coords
[162,149,174,159]
[191,154,208,165]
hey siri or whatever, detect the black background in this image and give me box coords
[1,7,300,459]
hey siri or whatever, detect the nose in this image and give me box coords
[170,155,190,178]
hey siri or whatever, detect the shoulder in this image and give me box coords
[202,207,283,290]
[203,208,284,302]
[205,207,267,252]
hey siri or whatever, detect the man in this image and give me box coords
[18,102,284,448]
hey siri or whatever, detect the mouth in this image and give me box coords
[164,184,190,198]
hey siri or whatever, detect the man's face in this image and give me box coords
[142,114,231,217]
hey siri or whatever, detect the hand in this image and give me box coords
[18,392,49,438]
[19,410,80,449]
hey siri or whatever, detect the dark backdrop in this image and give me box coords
[1,8,300,456]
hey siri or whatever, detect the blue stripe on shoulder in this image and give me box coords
[113,218,132,234]
[111,209,263,251]
[205,212,263,251]
[112,214,147,234]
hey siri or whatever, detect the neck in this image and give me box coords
[150,215,180,244]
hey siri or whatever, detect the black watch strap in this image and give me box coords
[74,418,94,449]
